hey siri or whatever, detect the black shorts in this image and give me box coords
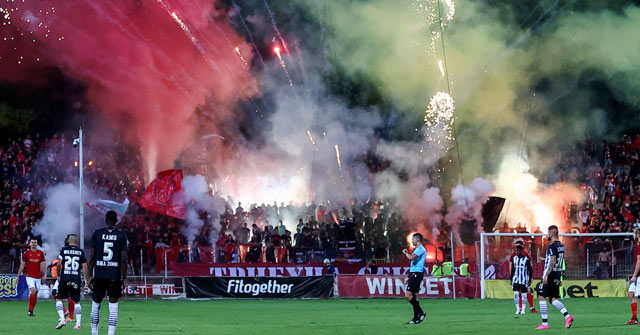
[92,279,123,302]
[512,283,528,293]
[536,274,562,299]
[57,281,81,302]
[407,272,424,293]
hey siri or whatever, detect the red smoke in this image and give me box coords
[0,0,257,179]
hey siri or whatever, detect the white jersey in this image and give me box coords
[511,254,532,285]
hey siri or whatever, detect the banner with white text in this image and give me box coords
[337,275,478,298]
[185,276,334,299]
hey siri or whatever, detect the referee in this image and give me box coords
[402,233,427,324]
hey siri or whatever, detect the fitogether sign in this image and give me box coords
[484,279,628,298]
[185,276,334,299]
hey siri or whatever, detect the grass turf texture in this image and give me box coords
[0,298,637,334]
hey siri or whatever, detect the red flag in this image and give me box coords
[138,169,186,219]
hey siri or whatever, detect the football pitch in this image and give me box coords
[0,298,638,334]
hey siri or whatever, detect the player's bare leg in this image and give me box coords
[627,291,638,324]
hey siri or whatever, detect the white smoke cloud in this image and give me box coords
[32,183,81,262]
[181,175,225,245]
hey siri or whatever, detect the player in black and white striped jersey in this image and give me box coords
[510,244,532,315]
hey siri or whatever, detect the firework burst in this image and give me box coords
[412,0,456,56]
[423,91,456,150]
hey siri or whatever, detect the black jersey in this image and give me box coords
[58,245,87,283]
[91,227,128,280]
[543,240,565,278]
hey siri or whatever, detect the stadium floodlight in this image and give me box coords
[479,232,633,299]
[75,128,84,251]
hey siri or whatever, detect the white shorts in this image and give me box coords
[25,276,40,290]
[628,278,640,296]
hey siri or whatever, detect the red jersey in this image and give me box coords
[635,242,640,265]
[23,249,45,278]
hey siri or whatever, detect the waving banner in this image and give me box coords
[138,169,186,219]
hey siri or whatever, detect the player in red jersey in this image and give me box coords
[626,228,640,325]
[17,239,46,316]
[510,239,538,313]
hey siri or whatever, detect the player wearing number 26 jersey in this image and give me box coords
[54,234,89,330]
[88,210,128,335]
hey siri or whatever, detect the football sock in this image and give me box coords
[75,303,82,327]
[108,302,119,335]
[409,297,418,320]
[91,301,101,335]
[513,292,520,310]
[522,293,527,310]
[551,299,570,319]
[69,298,75,319]
[632,301,637,319]
[56,300,65,321]
[539,300,549,326]
[28,293,37,312]
[527,292,534,308]
[415,300,423,316]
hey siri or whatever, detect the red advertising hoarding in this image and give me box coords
[172,262,475,277]
[337,275,479,298]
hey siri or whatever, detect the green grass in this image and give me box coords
[0,298,637,334]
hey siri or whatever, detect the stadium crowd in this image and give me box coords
[1,133,639,274]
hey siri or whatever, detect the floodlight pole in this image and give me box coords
[451,231,455,299]
[78,128,84,251]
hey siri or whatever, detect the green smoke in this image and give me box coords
[283,0,640,184]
